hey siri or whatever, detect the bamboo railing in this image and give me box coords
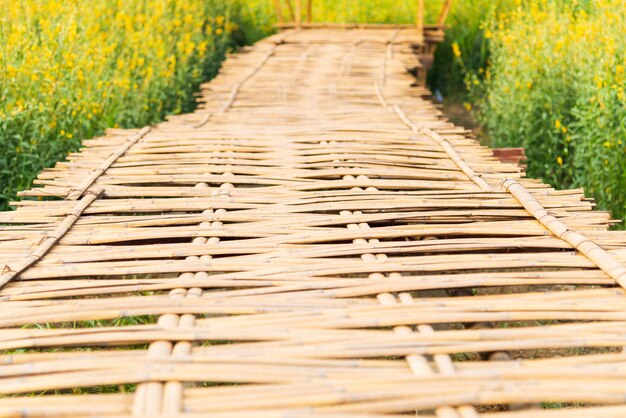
[273,0,454,82]
[0,27,625,417]
[274,0,454,32]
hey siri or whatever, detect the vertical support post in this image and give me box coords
[306,0,312,23]
[273,0,284,24]
[416,0,424,37]
[295,0,302,29]
[437,0,454,27]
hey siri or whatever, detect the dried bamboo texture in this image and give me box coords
[1,28,626,417]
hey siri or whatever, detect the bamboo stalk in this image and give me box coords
[503,178,626,288]
[416,0,425,37]
[295,0,302,29]
[306,0,312,22]
[66,127,151,200]
[0,188,102,290]
[437,0,455,27]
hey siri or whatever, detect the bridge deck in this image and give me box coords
[1,28,626,417]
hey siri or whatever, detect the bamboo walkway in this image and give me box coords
[2,28,626,417]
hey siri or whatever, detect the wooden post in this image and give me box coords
[416,0,424,36]
[295,0,302,29]
[437,0,454,27]
[273,0,284,24]
[306,0,312,23]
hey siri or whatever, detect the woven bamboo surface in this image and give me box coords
[2,28,626,417]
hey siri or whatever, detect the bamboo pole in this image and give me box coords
[66,126,151,200]
[306,0,312,22]
[437,0,455,27]
[274,22,451,29]
[0,187,102,290]
[295,0,302,29]
[502,178,626,288]
[416,0,425,37]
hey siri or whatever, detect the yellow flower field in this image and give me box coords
[0,0,240,208]
[468,0,626,223]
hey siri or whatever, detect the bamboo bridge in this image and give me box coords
[1,20,626,418]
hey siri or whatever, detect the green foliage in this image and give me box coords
[231,1,277,44]
[467,0,626,223]
[0,0,248,210]
[428,0,511,96]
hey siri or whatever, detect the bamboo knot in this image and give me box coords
[36,236,50,245]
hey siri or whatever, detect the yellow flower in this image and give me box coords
[556,156,563,166]
[554,120,561,129]
[594,76,603,89]
[452,42,461,58]
[463,102,472,111]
